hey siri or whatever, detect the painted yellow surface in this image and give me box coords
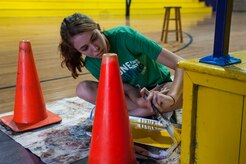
[179,72,197,163]
[130,122,173,148]
[240,97,246,164]
[195,87,242,163]
[0,0,211,17]
[179,50,246,164]
[179,50,246,82]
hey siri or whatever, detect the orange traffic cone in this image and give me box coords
[88,53,136,163]
[0,40,62,132]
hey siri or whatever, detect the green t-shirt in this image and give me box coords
[85,26,171,89]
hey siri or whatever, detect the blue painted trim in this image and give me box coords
[199,54,241,66]
[213,0,231,57]
[199,0,241,66]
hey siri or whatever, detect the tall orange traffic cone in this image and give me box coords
[0,40,62,132]
[88,53,136,163]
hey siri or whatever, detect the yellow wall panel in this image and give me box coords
[195,86,242,163]
[240,96,246,164]
[180,72,197,164]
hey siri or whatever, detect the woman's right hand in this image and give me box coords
[140,87,174,113]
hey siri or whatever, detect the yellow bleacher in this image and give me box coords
[0,0,212,17]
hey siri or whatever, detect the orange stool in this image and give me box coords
[161,6,183,43]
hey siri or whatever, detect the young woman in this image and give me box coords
[59,13,184,117]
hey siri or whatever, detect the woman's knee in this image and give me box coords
[76,81,98,103]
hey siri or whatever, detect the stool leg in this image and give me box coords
[177,8,183,43]
[164,8,170,43]
[161,10,167,42]
[175,8,179,42]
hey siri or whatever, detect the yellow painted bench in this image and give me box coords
[179,50,246,164]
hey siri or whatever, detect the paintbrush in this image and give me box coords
[145,93,181,144]
[151,102,181,144]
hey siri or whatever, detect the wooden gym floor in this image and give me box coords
[0,12,245,114]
